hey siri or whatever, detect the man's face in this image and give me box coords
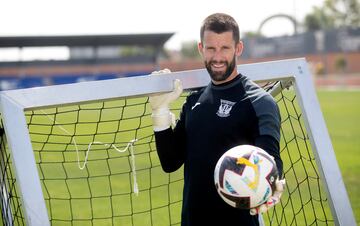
[198,31,243,84]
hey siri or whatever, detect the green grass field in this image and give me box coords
[316,89,360,225]
[0,88,359,225]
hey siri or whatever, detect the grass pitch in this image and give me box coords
[0,89,359,225]
[317,89,360,225]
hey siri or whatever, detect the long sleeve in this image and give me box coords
[249,86,283,177]
[255,135,283,177]
[154,98,189,173]
[154,127,186,173]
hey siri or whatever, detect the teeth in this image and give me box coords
[212,63,225,68]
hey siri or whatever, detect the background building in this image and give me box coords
[0,27,359,91]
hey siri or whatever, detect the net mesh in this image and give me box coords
[0,119,25,226]
[0,81,334,226]
[264,83,333,225]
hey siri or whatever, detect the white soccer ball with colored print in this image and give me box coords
[214,145,279,209]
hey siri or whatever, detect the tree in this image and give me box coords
[243,31,263,38]
[304,0,360,31]
[304,6,335,31]
[324,0,360,27]
[180,40,200,59]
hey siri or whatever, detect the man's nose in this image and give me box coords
[212,50,223,61]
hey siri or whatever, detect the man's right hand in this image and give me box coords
[149,69,183,131]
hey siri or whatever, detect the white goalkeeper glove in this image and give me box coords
[250,178,286,215]
[149,69,183,131]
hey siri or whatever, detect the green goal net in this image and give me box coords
[0,59,355,226]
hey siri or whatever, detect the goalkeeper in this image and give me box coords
[150,13,285,226]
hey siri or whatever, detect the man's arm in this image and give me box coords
[251,93,286,215]
[251,135,285,215]
[149,69,186,173]
[154,123,186,172]
[255,135,283,177]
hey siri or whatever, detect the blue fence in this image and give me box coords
[0,71,150,91]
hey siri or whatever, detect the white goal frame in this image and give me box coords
[0,58,356,226]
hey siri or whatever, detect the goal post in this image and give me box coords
[0,58,356,226]
[291,61,354,226]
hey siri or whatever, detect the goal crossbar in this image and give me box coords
[0,58,356,226]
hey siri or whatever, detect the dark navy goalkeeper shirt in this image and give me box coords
[154,74,282,226]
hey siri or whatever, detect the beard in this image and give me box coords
[204,55,236,82]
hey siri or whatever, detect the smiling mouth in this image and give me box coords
[211,62,226,70]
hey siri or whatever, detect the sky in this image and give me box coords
[0,0,325,60]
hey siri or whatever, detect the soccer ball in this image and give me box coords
[214,145,278,209]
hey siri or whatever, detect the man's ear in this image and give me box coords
[236,41,244,57]
[198,42,204,56]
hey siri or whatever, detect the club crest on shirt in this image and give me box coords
[217,99,236,117]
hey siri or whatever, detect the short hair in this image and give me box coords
[200,13,240,43]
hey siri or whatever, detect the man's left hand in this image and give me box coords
[250,178,286,215]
